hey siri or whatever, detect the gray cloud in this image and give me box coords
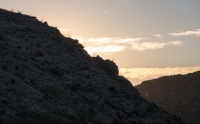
[131,41,183,51]
[169,29,200,37]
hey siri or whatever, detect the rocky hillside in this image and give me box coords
[0,8,183,123]
[135,71,200,124]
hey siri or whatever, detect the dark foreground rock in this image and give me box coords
[0,8,183,124]
[135,71,200,124]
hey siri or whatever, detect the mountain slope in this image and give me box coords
[135,71,200,124]
[0,8,183,124]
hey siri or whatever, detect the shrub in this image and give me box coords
[11,78,16,84]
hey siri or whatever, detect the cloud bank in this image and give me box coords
[131,41,183,51]
[87,37,142,45]
[77,37,184,54]
[154,34,165,39]
[69,35,183,55]
[84,37,143,54]
[119,67,200,85]
[84,45,126,55]
[169,29,200,37]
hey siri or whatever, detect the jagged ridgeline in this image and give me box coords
[0,8,183,124]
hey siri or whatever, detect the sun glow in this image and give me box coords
[119,67,200,85]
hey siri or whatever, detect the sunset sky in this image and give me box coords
[1,0,200,85]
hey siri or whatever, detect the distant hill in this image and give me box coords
[135,71,200,124]
[0,8,183,123]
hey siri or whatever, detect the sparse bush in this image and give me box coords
[15,66,19,70]
[2,65,8,70]
[104,98,112,105]
[34,50,44,57]
[126,94,132,99]
[49,67,64,77]
[92,52,96,57]
[68,82,81,91]
[86,74,90,79]
[89,107,97,114]
[64,31,72,38]
[17,11,22,14]
[1,99,8,105]
[160,105,167,110]
[35,42,42,47]
[17,46,22,49]
[33,111,66,124]
[11,78,16,84]
[109,86,116,92]
[145,103,157,112]
[113,119,123,124]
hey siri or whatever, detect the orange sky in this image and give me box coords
[1,0,200,85]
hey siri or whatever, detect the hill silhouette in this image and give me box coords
[0,8,183,123]
[135,71,200,124]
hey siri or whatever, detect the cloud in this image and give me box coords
[100,11,108,14]
[103,11,108,14]
[113,38,143,43]
[154,34,165,39]
[70,36,182,54]
[87,37,143,45]
[83,37,143,54]
[88,38,112,45]
[84,45,126,55]
[131,41,183,51]
[119,67,200,85]
[169,29,200,37]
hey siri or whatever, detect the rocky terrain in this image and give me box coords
[0,8,183,123]
[135,71,200,124]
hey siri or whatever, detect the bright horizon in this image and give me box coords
[1,0,200,85]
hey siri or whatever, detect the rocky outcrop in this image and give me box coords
[135,71,200,124]
[0,8,183,123]
[92,55,119,77]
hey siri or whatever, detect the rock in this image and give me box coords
[92,55,119,77]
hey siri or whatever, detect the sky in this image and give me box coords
[1,0,200,85]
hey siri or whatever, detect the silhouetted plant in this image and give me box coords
[86,74,90,79]
[17,11,22,14]
[109,86,116,92]
[113,119,123,124]
[33,111,65,124]
[49,68,64,77]
[15,66,19,70]
[11,78,16,84]
[145,103,157,112]
[2,65,7,70]
[89,107,97,114]
[126,94,132,99]
[92,52,96,57]
[1,99,8,105]
[160,105,167,110]
[64,31,72,38]
[34,50,44,57]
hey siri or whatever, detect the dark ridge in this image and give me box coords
[0,8,183,123]
[135,71,200,124]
